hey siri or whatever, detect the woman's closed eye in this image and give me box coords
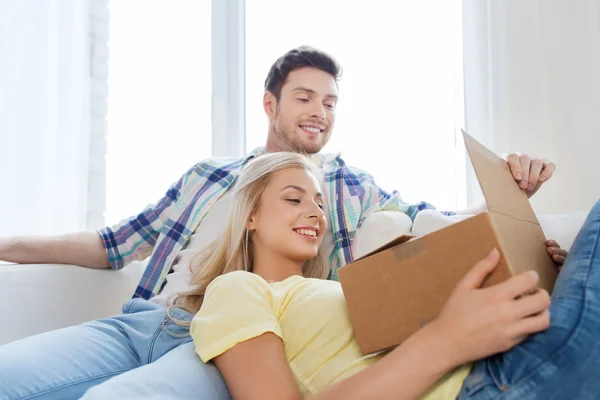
[286,198,324,210]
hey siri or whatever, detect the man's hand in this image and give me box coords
[504,154,556,198]
[546,240,568,271]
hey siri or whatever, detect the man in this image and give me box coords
[0,46,558,398]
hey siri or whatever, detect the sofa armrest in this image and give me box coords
[0,262,145,346]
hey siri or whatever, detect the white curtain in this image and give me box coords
[463,0,600,214]
[0,0,95,236]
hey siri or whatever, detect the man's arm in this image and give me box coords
[101,162,201,271]
[0,162,200,269]
[0,231,109,269]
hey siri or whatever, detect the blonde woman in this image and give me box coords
[168,151,600,399]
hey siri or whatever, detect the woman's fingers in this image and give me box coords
[513,309,551,337]
[513,289,551,319]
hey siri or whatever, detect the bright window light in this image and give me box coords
[106,0,211,225]
[246,1,464,210]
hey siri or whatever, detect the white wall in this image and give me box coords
[463,0,600,215]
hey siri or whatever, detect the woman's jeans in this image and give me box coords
[459,199,600,399]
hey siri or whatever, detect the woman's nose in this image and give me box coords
[306,203,324,219]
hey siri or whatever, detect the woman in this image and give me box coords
[170,152,595,399]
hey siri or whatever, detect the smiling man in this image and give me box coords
[0,46,558,399]
[264,65,338,154]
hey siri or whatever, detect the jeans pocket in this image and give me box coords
[122,298,165,315]
[161,306,193,338]
[459,361,503,399]
[122,298,143,314]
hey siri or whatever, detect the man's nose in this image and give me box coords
[309,103,326,120]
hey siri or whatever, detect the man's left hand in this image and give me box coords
[546,239,568,271]
[504,154,556,198]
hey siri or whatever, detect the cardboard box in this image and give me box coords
[338,131,558,355]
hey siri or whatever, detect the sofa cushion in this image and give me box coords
[353,211,412,259]
[354,209,588,264]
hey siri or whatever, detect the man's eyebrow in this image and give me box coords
[291,87,338,100]
[281,185,323,197]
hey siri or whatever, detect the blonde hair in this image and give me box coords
[167,152,329,325]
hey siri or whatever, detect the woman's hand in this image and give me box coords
[431,249,551,366]
[546,240,568,271]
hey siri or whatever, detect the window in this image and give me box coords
[106,0,211,225]
[245,1,464,210]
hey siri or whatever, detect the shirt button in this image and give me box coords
[183,235,189,241]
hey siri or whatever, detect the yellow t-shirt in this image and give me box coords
[191,271,471,398]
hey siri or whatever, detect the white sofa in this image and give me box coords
[0,261,146,345]
[0,210,589,346]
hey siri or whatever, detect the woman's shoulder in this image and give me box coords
[208,272,337,294]
[210,270,267,289]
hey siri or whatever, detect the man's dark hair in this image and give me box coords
[264,46,342,100]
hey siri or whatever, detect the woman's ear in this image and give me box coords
[247,212,257,231]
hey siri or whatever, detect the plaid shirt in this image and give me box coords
[99,148,450,300]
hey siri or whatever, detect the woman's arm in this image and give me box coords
[215,321,452,400]
[312,321,452,400]
[214,332,303,400]
[213,249,552,400]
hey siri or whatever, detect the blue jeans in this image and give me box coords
[0,298,231,399]
[459,199,600,399]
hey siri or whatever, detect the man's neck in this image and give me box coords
[264,130,305,154]
[264,136,292,153]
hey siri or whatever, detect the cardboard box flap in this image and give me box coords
[354,235,414,261]
[463,131,539,225]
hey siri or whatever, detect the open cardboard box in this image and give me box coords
[339,131,558,355]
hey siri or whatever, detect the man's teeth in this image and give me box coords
[295,229,317,237]
[301,126,321,133]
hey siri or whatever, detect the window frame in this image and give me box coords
[211,0,246,158]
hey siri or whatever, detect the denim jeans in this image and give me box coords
[459,199,600,399]
[0,298,231,399]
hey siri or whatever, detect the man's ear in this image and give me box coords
[263,91,277,119]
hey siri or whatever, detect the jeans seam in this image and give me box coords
[147,310,192,364]
[494,212,600,399]
[16,369,131,400]
[147,320,165,364]
[122,298,140,314]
